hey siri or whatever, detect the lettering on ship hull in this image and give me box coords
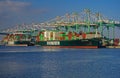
[47,41,60,45]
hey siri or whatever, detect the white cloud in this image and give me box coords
[0,0,31,13]
[0,0,49,29]
[0,0,31,28]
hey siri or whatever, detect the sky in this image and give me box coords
[0,0,120,30]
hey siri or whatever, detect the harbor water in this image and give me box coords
[0,46,120,78]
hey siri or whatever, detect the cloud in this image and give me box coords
[0,0,31,23]
[0,0,49,29]
[0,0,31,13]
[0,0,48,17]
[0,0,31,29]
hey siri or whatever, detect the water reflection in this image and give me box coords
[0,46,62,53]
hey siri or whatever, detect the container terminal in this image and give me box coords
[0,9,120,48]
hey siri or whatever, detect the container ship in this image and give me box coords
[2,30,35,46]
[35,24,107,48]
